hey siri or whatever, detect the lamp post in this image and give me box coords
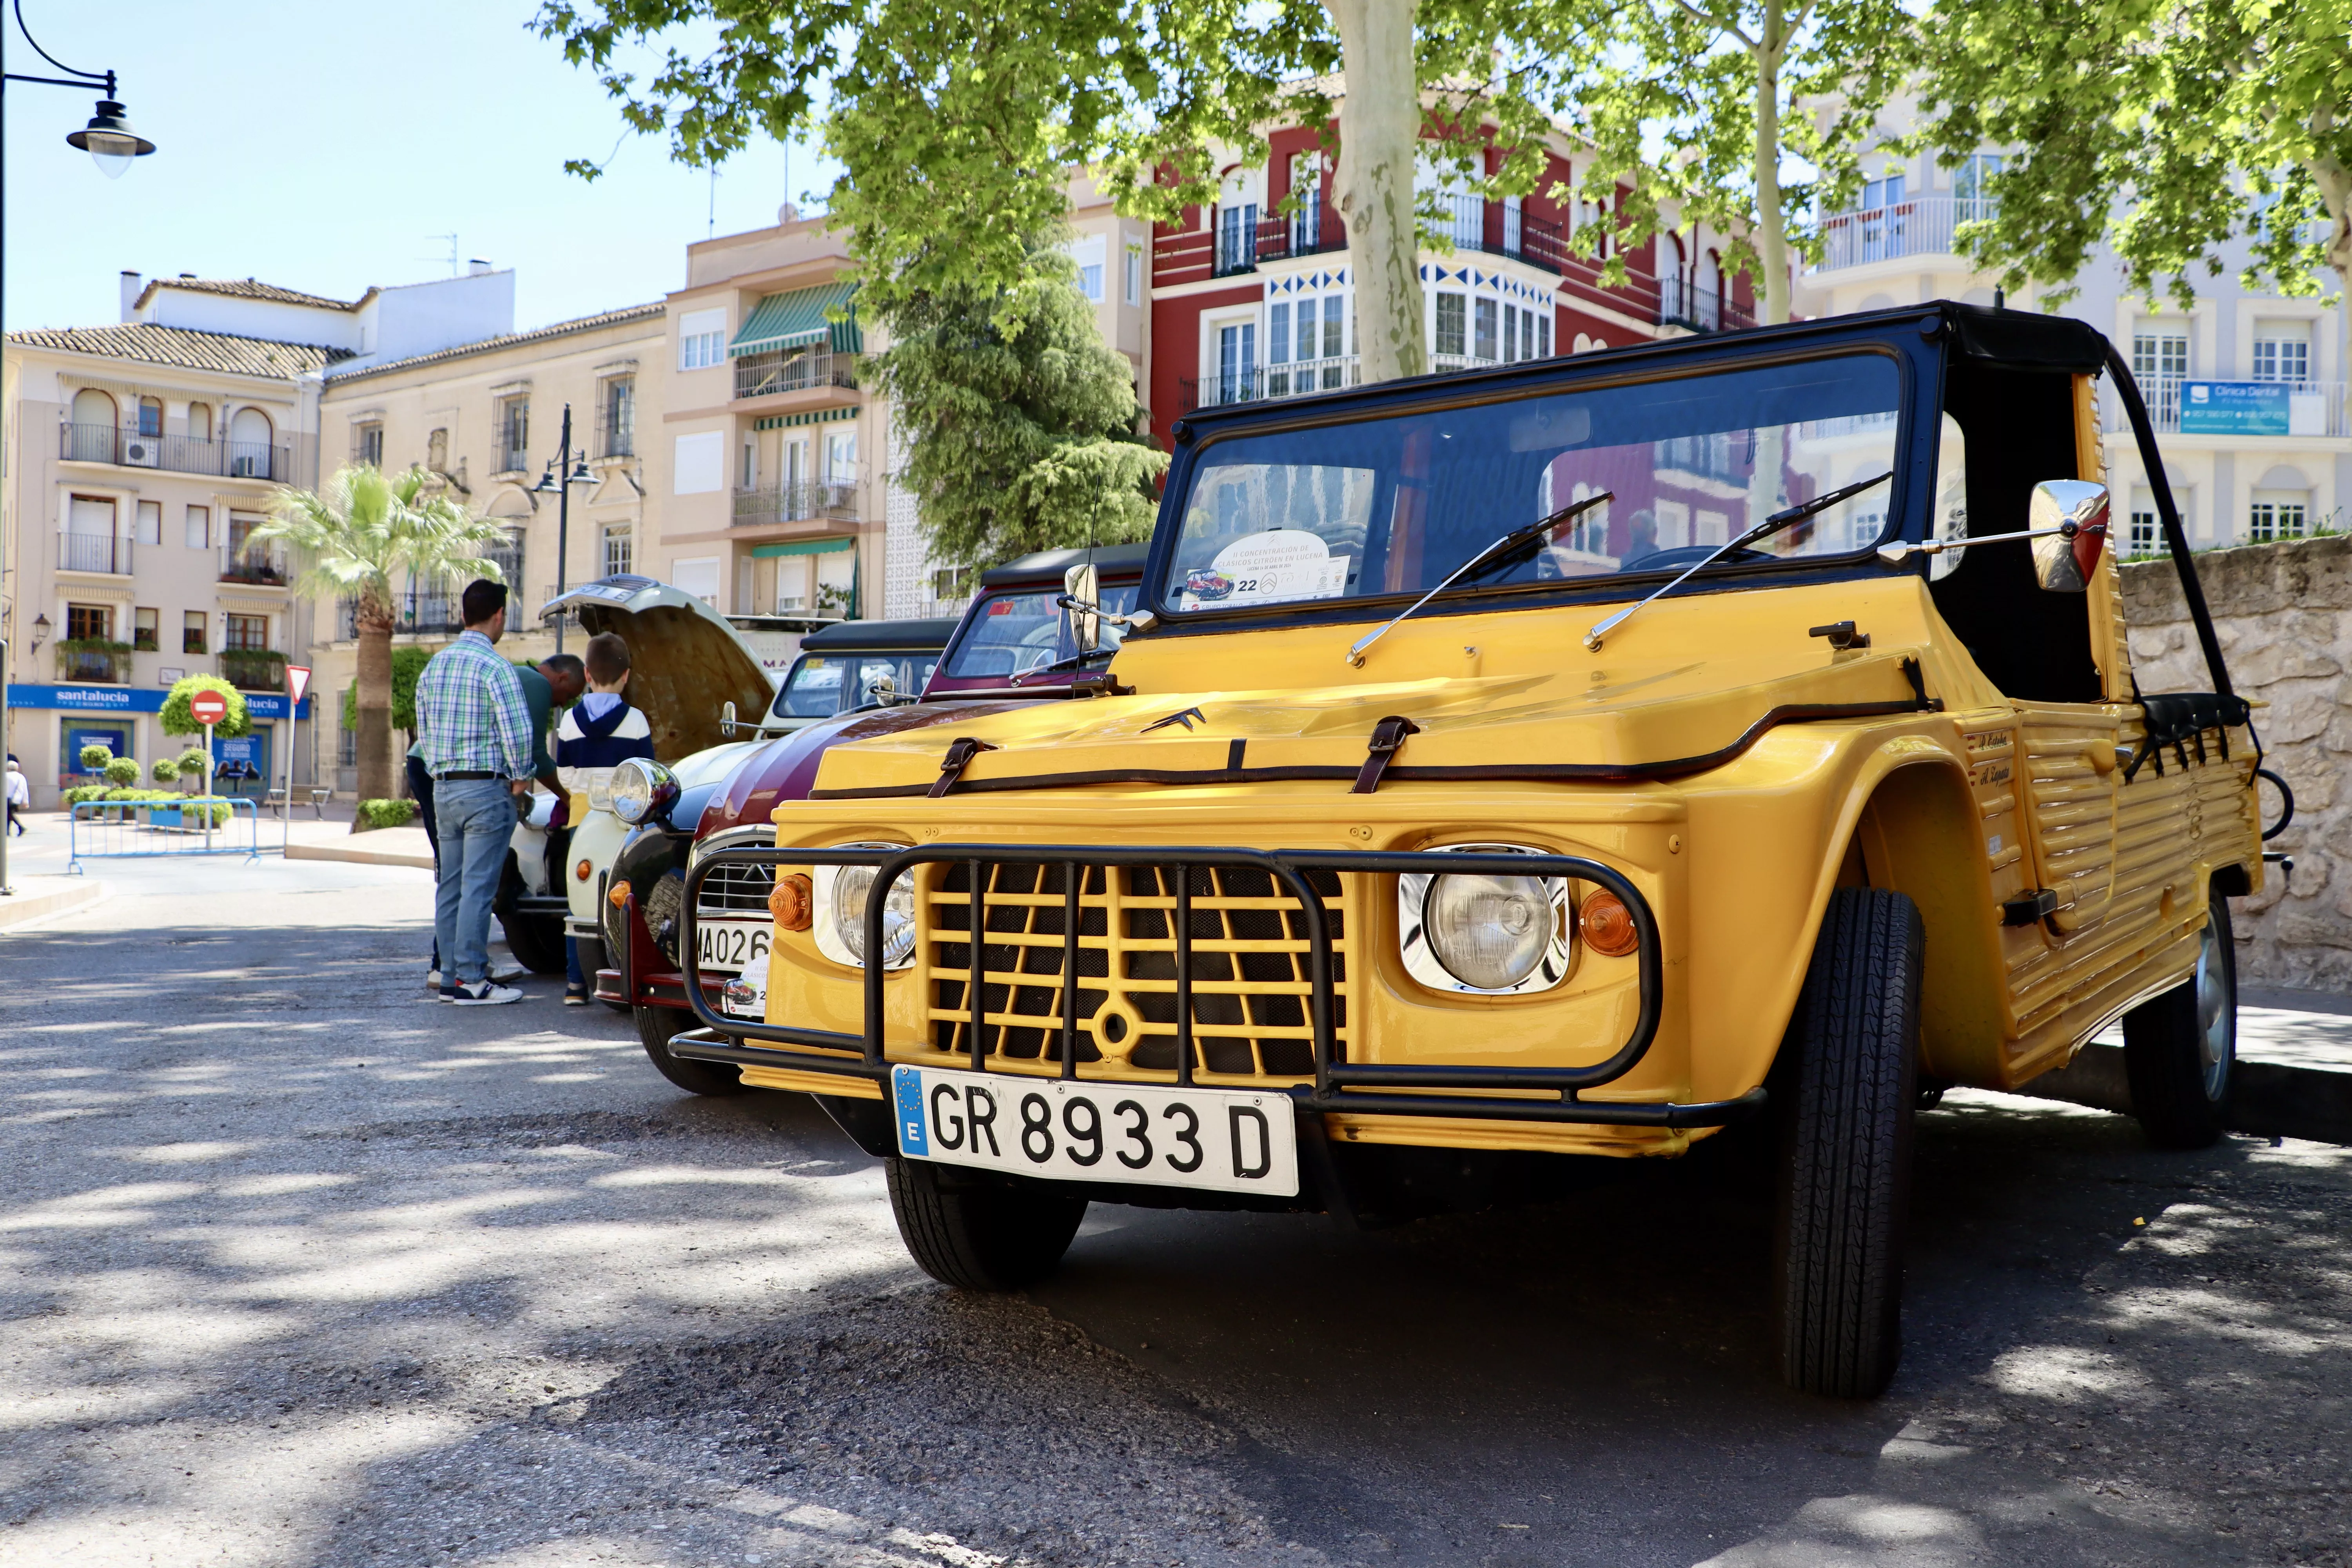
[530,404,593,654]
[2,6,151,894]
[4,6,158,177]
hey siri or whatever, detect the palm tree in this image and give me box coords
[255,465,514,812]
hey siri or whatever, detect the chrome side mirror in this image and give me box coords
[719,700,738,737]
[1063,562,1102,655]
[2029,479,2110,593]
[866,673,899,706]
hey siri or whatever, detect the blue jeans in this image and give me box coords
[432,778,516,986]
[566,934,586,989]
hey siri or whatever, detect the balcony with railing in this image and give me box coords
[219,543,290,586]
[59,423,292,481]
[55,644,131,684]
[60,533,131,574]
[338,591,467,640]
[2108,376,2350,440]
[1656,273,1757,334]
[733,346,857,402]
[219,648,288,691]
[1811,196,1993,272]
[733,475,862,527]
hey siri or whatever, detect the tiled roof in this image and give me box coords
[5,323,350,380]
[134,276,368,312]
[327,302,666,381]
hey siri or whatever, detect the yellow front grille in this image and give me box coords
[921,862,1350,1082]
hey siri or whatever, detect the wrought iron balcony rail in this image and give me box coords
[733,346,857,401]
[733,478,861,527]
[60,422,292,481]
[60,533,131,574]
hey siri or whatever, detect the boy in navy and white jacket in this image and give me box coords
[555,632,657,1002]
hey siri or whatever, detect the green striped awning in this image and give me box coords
[730,281,861,357]
[751,536,856,559]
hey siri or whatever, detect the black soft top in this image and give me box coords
[797,617,960,653]
[980,541,1154,590]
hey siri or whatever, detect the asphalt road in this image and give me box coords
[2,843,2347,1567]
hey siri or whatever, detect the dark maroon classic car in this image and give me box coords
[598,543,1149,1096]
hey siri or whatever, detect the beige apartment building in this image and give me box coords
[2,284,334,808]
[309,303,664,793]
[1795,93,2349,553]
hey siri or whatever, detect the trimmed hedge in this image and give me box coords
[354,797,419,831]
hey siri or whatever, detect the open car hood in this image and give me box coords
[541,575,777,765]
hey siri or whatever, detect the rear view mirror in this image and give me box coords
[2029,479,2111,593]
[1063,562,1102,655]
[720,700,738,737]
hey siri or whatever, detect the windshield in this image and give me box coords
[772,651,940,718]
[938,583,1142,680]
[1162,353,1906,615]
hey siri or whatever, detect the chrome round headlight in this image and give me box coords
[610,757,677,826]
[1422,873,1553,991]
[811,842,918,970]
[1398,843,1576,995]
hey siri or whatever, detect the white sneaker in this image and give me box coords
[486,961,526,983]
[441,979,524,1006]
[426,968,443,989]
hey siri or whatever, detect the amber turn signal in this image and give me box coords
[607,882,631,909]
[1578,889,1639,957]
[770,872,813,932]
[575,858,593,882]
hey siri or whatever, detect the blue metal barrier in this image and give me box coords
[67,797,263,873]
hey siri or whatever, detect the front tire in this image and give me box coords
[634,1004,751,1097]
[497,912,568,975]
[1774,887,1922,1399]
[2123,891,2236,1149]
[886,1157,1086,1290]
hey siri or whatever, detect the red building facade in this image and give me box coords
[1143,125,1759,449]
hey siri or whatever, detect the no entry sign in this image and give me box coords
[189,690,230,727]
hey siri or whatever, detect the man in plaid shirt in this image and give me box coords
[414,579,536,1004]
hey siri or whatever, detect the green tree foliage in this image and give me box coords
[534,0,1582,386]
[102,756,142,788]
[339,647,434,736]
[254,464,511,806]
[150,757,179,786]
[1913,0,2350,391]
[160,675,253,739]
[1563,0,1915,326]
[77,743,112,773]
[872,241,1167,568]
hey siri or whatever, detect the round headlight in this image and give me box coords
[609,757,677,826]
[831,863,917,969]
[1422,872,1554,991]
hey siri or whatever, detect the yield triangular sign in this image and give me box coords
[286,664,313,704]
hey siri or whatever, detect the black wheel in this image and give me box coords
[634,1004,751,1097]
[885,1157,1086,1290]
[1774,887,1922,1399]
[2123,891,2236,1149]
[497,911,568,975]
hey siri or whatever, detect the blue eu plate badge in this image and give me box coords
[893,1065,929,1156]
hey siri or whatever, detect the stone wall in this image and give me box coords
[2122,536,2350,989]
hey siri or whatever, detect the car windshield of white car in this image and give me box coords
[773,653,940,717]
[1160,352,1906,616]
[940,584,1142,680]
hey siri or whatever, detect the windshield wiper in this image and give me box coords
[1581,471,1891,653]
[1344,490,1615,668]
[1011,646,1116,684]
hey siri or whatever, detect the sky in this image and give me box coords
[1,0,840,335]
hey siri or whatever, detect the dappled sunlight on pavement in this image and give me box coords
[4,860,2349,1566]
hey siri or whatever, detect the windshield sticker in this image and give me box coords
[1182,530,1350,611]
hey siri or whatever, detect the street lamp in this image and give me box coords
[530,403,594,653]
[4,5,158,178]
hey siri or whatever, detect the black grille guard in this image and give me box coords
[674,844,1766,1128]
